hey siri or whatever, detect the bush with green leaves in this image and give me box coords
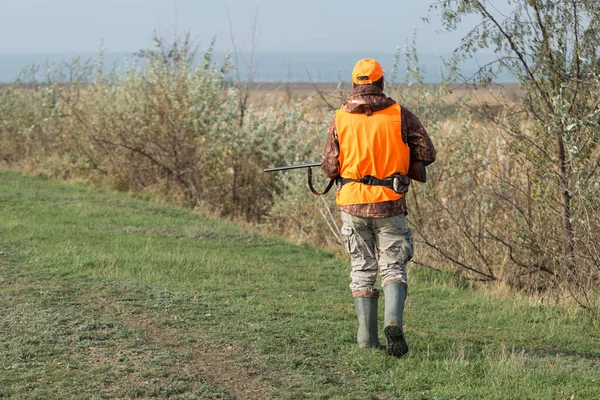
[414,0,600,307]
[0,34,322,222]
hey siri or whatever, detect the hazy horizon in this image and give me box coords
[0,50,517,84]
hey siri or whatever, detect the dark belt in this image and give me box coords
[340,173,410,194]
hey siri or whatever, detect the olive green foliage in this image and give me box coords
[0,34,322,222]
[405,0,600,307]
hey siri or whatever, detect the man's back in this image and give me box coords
[335,103,410,206]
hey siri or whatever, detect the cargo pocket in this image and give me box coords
[341,224,356,256]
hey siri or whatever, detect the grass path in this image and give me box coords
[1,168,600,399]
[1,262,287,399]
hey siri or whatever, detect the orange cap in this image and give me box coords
[352,58,384,85]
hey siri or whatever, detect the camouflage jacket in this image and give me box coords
[321,84,436,218]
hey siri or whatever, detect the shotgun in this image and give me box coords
[263,162,335,195]
[263,160,427,196]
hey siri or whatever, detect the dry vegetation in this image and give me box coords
[0,27,598,310]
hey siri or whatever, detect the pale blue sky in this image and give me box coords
[0,0,486,54]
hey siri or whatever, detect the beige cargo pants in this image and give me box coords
[340,211,413,298]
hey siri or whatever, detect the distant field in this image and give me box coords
[0,81,520,103]
[232,82,522,112]
[1,168,599,399]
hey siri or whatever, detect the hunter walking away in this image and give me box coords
[321,58,436,356]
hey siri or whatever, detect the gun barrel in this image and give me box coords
[264,162,321,173]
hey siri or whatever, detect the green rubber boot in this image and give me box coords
[384,283,408,357]
[354,297,380,348]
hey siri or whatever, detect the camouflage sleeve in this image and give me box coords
[321,115,340,179]
[402,107,436,166]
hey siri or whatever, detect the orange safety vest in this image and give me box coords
[336,103,410,206]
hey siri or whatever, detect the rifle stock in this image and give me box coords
[407,161,427,183]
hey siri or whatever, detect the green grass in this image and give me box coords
[1,168,599,399]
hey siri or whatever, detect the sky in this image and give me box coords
[0,0,481,55]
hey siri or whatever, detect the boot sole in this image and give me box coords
[384,325,408,357]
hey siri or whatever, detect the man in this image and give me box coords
[321,58,436,357]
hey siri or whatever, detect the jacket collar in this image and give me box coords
[340,85,396,116]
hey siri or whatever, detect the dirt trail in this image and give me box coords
[77,285,296,400]
[1,258,299,399]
